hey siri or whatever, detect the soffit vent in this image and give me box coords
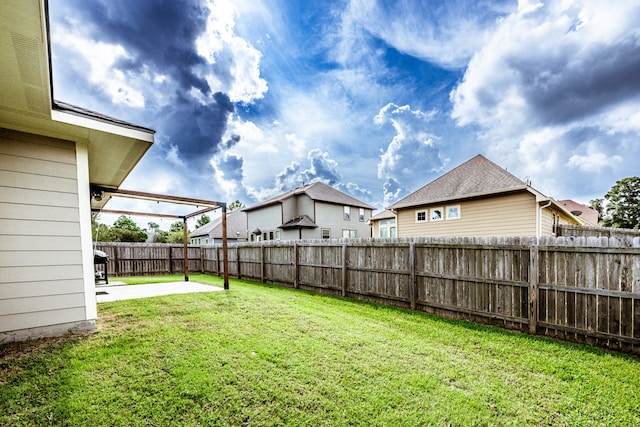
[11,32,43,87]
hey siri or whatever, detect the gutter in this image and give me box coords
[537,200,553,240]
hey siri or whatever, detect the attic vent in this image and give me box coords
[571,210,582,216]
[11,32,43,87]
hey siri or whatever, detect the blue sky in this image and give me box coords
[49,0,640,225]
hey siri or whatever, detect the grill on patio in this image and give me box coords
[94,249,108,284]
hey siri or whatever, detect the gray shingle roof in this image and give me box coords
[279,215,318,229]
[190,209,247,239]
[390,154,529,210]
[370,209,396,221]
[243,181,374,211]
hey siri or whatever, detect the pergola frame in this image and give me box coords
[90,186,229,289]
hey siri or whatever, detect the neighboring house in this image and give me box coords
[558,199,599,226]
[0,0,154,342]
[243,181,374,241]
[389,154,587,238]
[190,209,248,244]
[369,209,397,238]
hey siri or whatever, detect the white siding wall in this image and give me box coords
[0,129,93,341]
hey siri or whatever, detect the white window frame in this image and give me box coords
[342,229,356,238]
[344,206,350,220]
[359,208,365,222]
[446,205,461,220]
[416,210,427,222]
[321,228,331,239]
[430,207,444,221]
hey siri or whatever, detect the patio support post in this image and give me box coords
[183,216,189,282]
[221,203,229,289]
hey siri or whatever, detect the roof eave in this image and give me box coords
[390,186,532,210]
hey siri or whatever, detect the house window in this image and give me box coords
[342,229,356,238]
[275,230,281,240]
[430,208,444,221]
[269,231,274,240]
[263,232,268,240]
[416,210,427,222]
[344,206,350,220]
[379,218,396,238]
[322,228,331,239]
[446,205,461,220]
[359,208,365,221]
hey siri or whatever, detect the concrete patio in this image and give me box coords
[96,282,224,302]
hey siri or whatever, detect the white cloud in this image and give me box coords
[338,0,514,69]
[567,151,623,174]
[53,32,146,108]
[450,0,640,198]
[376,103,446,204]
[197,0,268,103]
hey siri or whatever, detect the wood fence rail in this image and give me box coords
[95,236,640,354]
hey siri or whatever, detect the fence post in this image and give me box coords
[409,241,416,310]
[114,245,120,277]
[529,245,539,334]
[236,246,241,279]
[342,242,348,297]
[261,244,265,283]
[216,247,220,276]
[294,242,299,289]
[168,246,173,274]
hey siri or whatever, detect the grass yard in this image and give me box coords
[1,274,639,426]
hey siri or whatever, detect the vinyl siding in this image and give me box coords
[540,206,579,237]
[0,129,87,335]
[246,204,282,240]
[315,202,371,239]
[397,192,538,237]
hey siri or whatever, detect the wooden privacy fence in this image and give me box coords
[95,237,640,354]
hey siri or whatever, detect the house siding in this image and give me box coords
[316,202,371,239]
[540,206,577,237]
[396,192,538,237]
[0,129,92,340]
[246,204,282,240]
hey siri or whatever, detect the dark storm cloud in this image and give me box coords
[518,36,640,125]
[160,92,234,166]
[68,0,211,95]
[54,0,242,171]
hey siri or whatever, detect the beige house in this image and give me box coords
[244,181,374,241]
[389,155,586,238]
[190,209,248,244]
[369,209,397,238]
[0,0,154,342]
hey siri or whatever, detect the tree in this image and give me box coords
[148,222,160,231]
[167,220,186,243]
[588,198,604,224]
[228,200,245,211]
[169,221,185,233]
[602,177,640,229]
[195,214,210,229]
[110,215,147,242]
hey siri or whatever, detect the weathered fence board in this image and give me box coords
[95,237,640,354]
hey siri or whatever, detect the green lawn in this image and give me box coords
[1,274,639,426]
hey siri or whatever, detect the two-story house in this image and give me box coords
[243,181,374,241]
[389,154,588,238]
